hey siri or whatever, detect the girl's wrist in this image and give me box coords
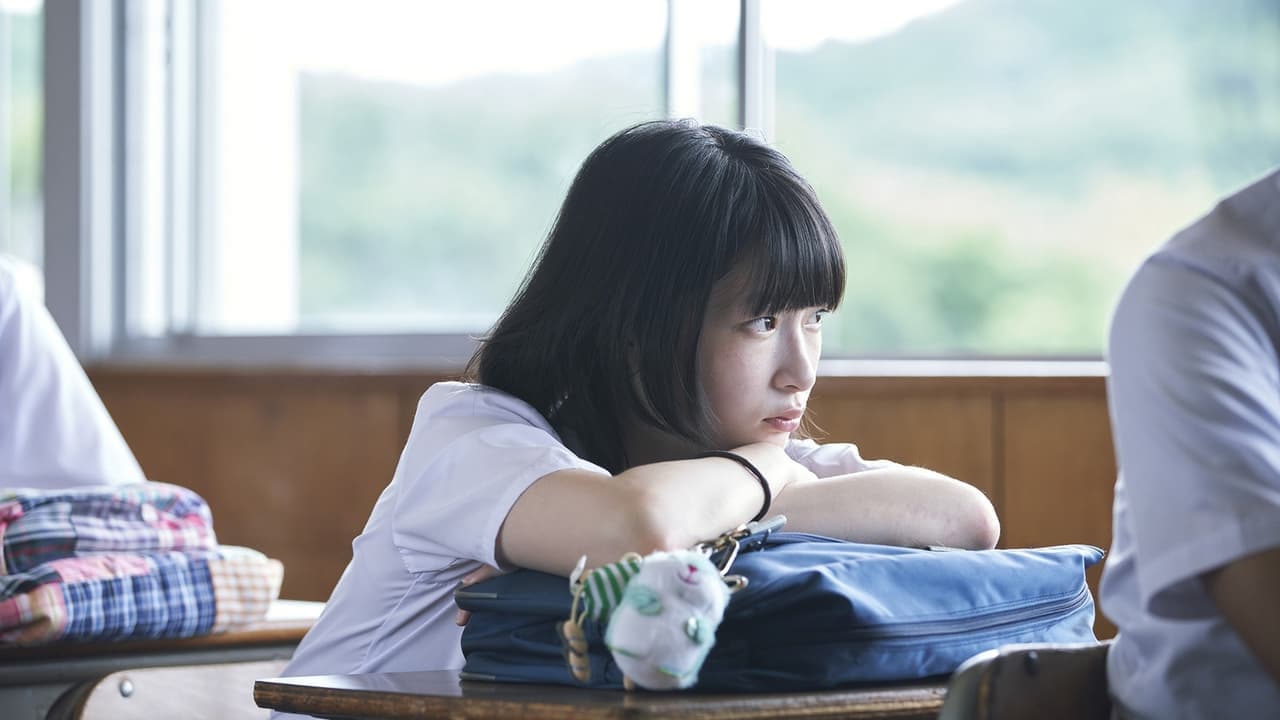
[697,450,772,522]
[731,443,797,499]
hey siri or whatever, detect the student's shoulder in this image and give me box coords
[415,381,551,430]
[1116,201,1280,349]
[397,382,593,477]
[1148,168,1280,284]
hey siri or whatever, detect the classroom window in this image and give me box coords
[766,0,1280,355]
[43,0,1280,364]
[127,0,689,338]
[0,1,41,273]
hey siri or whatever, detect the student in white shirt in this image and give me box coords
[0,255,147,489]
[1102,168,1280,719]
[282,120,1000,682]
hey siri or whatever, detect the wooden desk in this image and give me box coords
[1,599,323,719]
[255,670,948,719]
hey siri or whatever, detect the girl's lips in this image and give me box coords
[764,416,801,433]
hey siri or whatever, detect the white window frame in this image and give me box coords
[42,0,118,359]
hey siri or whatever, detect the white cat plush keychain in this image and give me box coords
[559,547,745,690]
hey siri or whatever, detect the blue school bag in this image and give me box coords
[456,529,1103,691]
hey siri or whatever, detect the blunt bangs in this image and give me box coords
[730,173,846,317]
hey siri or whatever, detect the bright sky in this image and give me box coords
[2,0,962,85]
[0,0,40,13]
[279,0,963,87]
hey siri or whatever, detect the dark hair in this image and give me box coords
[466,119,845,473]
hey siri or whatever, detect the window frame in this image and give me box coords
[42,0,119,359]
[40,1,1111,375]
[44,0,767,370]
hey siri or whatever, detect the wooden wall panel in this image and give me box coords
[89,369,1120,639]
[95,374,409,601]
[808,383,996,500]
[92,383,208,493]
[1001,390,1115,547]
[1002,388,1117,637]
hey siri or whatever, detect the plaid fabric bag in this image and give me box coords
[0,482,217,574]
[0,483,283,646]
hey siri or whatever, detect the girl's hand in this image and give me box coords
[454,564,503,626]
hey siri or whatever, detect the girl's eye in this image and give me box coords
[745,316,777,332]
[806,309,830,327]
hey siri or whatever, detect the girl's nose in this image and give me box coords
[776,330,818,392]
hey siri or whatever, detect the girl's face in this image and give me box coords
[696,275,826,450]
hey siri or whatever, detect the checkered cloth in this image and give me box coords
[0,482,217,574]
[0,484,283,646]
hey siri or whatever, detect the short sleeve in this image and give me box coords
[1108,256,1280,618]
[784,437,898,478]
[390,383,608,572]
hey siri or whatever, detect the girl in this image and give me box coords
[281,120,999,681]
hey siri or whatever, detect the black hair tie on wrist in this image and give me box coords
[698,450,772,522]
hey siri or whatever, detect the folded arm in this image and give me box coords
[772,465,1000,550]
[498,441,999,577]
[496,442,809,576]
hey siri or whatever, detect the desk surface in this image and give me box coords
[254,670,948,720]
[1,599,324,719]
[0,598,324,664]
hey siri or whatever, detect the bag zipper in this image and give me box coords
[828,584,1092,643]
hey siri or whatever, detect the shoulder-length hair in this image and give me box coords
[466,119,845,473]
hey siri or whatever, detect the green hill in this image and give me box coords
[292,0,1280,353]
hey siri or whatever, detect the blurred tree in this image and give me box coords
[294,0,1280,354]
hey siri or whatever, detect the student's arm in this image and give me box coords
[497,442,811,575]
[772,466,1000,550]
[1203,545,1280,683]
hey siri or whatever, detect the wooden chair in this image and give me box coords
[938,641,1112,720]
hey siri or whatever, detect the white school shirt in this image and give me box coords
[0,256,147,489]
[280,381,892,684]
[1101,169,1280,719]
